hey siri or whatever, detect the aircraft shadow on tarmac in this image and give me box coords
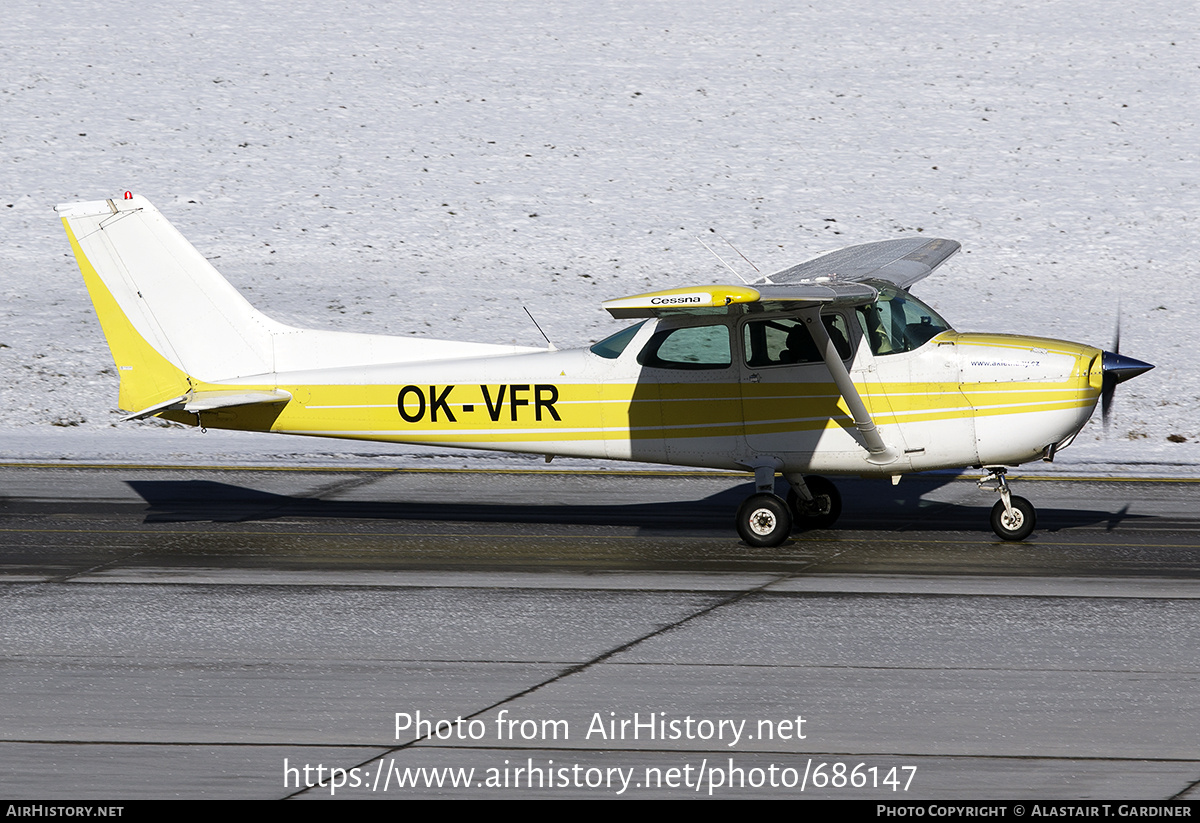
[124,475,1151,536]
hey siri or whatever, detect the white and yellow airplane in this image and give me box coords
[58,194,1152,546]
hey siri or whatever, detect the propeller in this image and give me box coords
[1100,314,1154,430]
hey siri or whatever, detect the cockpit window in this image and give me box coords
[637,323,731,370]
[590,321,646,359]
[856,286,952,356]
[743,314,852,367]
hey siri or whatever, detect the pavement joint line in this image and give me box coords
[294,469,407,500]
[222,469,408,523]
[284,566,805,799]
[1170,774,1200,801]
[286,542,865,798]
[12,525,215,589]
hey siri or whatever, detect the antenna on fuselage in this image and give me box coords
[523,306,557,350]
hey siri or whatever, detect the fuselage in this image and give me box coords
[57,194,1107,480]
[180,308,1103,477]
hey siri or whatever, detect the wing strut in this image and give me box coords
[798,307,899,466]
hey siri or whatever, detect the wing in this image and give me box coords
[764,237,960,289]
[602,238,959,319]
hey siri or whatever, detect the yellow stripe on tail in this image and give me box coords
[63,219,191,413]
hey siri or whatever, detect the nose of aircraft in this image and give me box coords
[1101,351,1154,385]
[1100,351,1153,428]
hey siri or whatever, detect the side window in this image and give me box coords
[590,321,646,359]
[637,324,731,370]
[824,314,852,360]
[743,314,851,366]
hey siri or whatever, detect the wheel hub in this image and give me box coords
[1000,508,1024,530]
[748,508,777,536]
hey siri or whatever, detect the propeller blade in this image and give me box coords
[1101,376,1115,431]
[1104,313,1119,430]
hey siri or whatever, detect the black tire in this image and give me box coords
[990,496,1036,541]
[736,493,793,547]
[786,475,842,530]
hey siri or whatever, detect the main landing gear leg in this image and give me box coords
[784,473,843,531]
[979,467,1036,541]
[735,464,792,548]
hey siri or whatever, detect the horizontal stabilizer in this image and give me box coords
[122,389,293,421]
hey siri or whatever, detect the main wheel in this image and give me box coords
[990,496,1036,541]
[736,493,792,547]
[786,475,842,530]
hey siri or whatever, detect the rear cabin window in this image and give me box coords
[637,324,731,370]
[590,321,646,359]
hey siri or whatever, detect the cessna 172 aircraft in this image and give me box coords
[58,194,1152,546]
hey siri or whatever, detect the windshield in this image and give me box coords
[855,286,952,355]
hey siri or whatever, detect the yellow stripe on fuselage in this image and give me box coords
[177,370,1098,450]
[154,322,1102,449]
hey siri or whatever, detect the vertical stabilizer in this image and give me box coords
[59,196,281,411]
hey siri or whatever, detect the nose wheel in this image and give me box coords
[990,496,1036,540]
[979,468,1037,540]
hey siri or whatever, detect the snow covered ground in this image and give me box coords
[3,0,1197,474]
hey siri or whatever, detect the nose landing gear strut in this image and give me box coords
[979,467,1036,541]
